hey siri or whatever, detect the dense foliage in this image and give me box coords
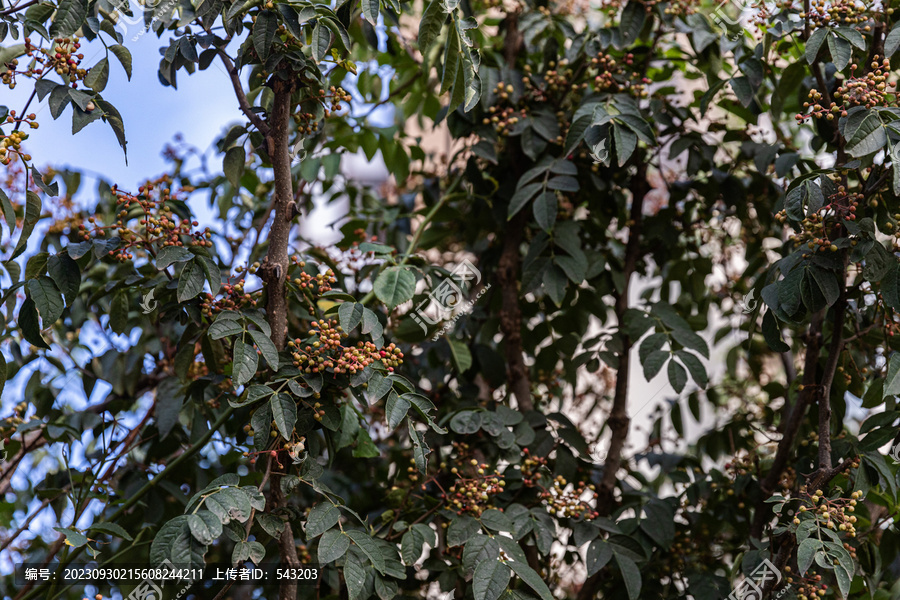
[3,0,900,599]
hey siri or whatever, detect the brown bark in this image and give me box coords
[261,75,302,600]
[576,168,648,600]
[596,166,648,514]
[262,76,297,351]
[497,211,533,412]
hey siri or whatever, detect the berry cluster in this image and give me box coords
[799,59,897,122]
[21,37,87,87]
[444,457,506,517]
[777,186,862,255]
[0,401,29,440]
[288,319,404,374]
[784,567,830,600]
[519,447,548,486]
[802,0,872,27]
[482,104,525,137]
[200,280,262,318]
[290,260,336,292]
[72,176,210,262]
[538,475,599,521]
[791,487,862,538]
[600,0,700,18]
[0,113,36,166]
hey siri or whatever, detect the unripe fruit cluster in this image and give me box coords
[803,0,872,27]
[0,112,37,166]
[200,281,262,317]
[76,176,211,263]
[20,37,87,87]
[444,456,506,517]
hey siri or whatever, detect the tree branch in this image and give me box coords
[216,48,271,137]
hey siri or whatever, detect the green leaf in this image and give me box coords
[642,350,668,380]
[798,538,820,575]
[641,498,675,548]
[361,0,379,24]
[177,259,206,302]
[346,529,386,574]
[252,11,278,61]
[586,539,613,576]
[401,527,425,565]
[224,145,246,188]
[845,111,885,157]
[270,393,297,440]
[463,534,499,575]
[87,522,134,541]
[109,44,132,79]
[0,188,16,233]
[333,404,359,450]
[473,560,510,600]
[311,22,333,61]
[250,329,279,370]
[344,552,367,600]
[418,0,444,57]
[408,421,429,473]
[319,529,350,563]
[50,0,88,37]
[54,527,88,548]
[84,57,109,93]
[257,513,285,539]
[210,319,244,340]
[352,429,380,458]
[447,514,479,547]
[198,255,222,296]
[47,253,80,304]
[13,191,42,260]
[305,503,340,539]
[806,27,829,63]
[19,298,50,349]
[157,245,195,269]
[885,353,900,398]
[508,182,542,219]
[533,191,557,232]
[374,266,416,309]
[440,26,461,95]
[156,379,184,439]
[667,360,687,393]
[675,350,707,388]
[614,553,641,600]
[448,338,472,372]
[508,560,553,600]
[385,391,410,429]
[233,338,259,386]
[339,302,364,332]
[188,510,223,545]
[827,34,851,71]
[27,277,64,324]
[886,22,900,57]
[618,1,645,43]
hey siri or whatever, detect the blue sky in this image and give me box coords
[5,26,247,188]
